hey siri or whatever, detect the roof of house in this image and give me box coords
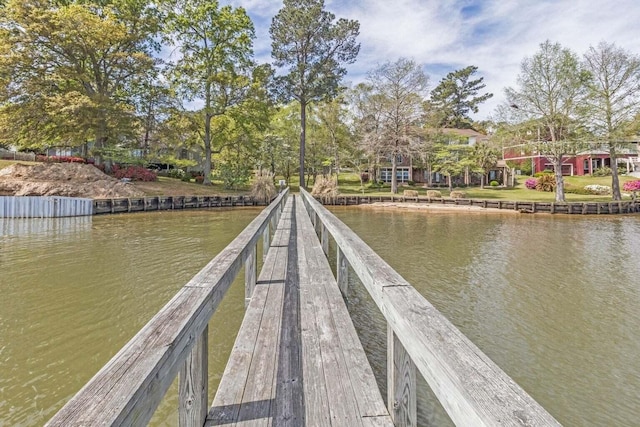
[441,128,490,141]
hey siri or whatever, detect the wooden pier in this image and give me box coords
[46,189,561,427]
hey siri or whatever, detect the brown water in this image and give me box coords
[330,207,640,426]
[0,209,258,426]
[1,207,640,426]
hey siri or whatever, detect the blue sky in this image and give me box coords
[223,0,640,120]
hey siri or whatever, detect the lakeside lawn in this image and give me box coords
[1,159,637,201]
[324,172,639,202]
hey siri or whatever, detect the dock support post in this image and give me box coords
[263,223,271,261]
[321,223,329,255]
[337,247,349,297]
[245,245,257,308]
[387,326,417,427]
[179,326,208,427]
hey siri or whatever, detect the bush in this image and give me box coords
[360,172,369,183]
[535,174,556,192]
[426,190,442,198]
[564,184,593,195]
[407,180,415,186]
[450,190,466,199]
[623,180,640,192]
[311,175,339,202]
[489,180,499,187]
[534,171,554,178]
[525,178,538,190]
[593,166,612,177]
[112,165,157,182]
[37,155,86,163]
[167,168,185,179]
[403,189,419,197]
[251,170,277,204]
[584,184,611,195]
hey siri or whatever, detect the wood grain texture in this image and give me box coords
[337,247,349,298]
[387,327,416,427]
[300,189,560,427]
[179,326,208,427]
[46,190,289,427]
[207,196,391,427]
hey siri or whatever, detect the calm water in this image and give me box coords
[1,207,639,426]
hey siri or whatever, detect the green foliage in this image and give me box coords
[0,1,159,154]
[490,180,499,186]
[270,0,360,187]
[535,174,556,192]
[214,160,251,190]
[164,0,257,185]
[592,166,612,176]
[167,168,186,179]
[428,65,493,129]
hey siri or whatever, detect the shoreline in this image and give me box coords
[353,201,522,214]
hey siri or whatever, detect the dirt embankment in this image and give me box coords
[0,163,145,199]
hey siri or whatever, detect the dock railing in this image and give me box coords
[46,188,289,427]
[300,188,561,427]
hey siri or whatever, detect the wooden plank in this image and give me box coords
[337,247,349,298]
[245,245,257,307]
[387,327,416,427]
[179,326,208,427]
[207,197,293,426]
[295,199,392,426]
[47,190,289,427]
[300,189,560,427]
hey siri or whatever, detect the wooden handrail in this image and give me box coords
[300,189,560,427]
[46,188,289,427]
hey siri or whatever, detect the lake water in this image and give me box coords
[1,207,639,426]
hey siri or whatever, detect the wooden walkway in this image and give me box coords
[207,196,392,426]
[47,188,560,427]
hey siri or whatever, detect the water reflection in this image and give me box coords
[0,216,92,237]
[330,207,640,427]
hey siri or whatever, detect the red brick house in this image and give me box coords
[376,128,494,186]
[503,143,640,176]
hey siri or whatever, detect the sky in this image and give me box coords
[222,0,640,122]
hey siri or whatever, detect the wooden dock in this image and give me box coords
[46,189,561,427]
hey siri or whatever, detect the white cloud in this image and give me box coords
[228,0,640,121]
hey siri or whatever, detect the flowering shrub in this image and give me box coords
[584,184,611,195]
[525,178,537,189]
[36,155,86,163]
[623,180,640,192]
[112,165,157,182]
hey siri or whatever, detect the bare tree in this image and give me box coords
[583,42,640,200]
[506,40,588,202]
[358,58,429,194]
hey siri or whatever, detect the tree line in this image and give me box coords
[1,1,639,200]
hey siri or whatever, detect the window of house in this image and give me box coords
[380,167,409,183]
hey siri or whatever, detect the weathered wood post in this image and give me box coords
[179,326,208,427]
[321,223,329,255]
[263,223,271,262]
[337,247,349,297]
[387,326,417,426]
[245,245,257,308]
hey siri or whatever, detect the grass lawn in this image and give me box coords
[2,159,637,201]
[132,176,251,196]
[326,172,639,202]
